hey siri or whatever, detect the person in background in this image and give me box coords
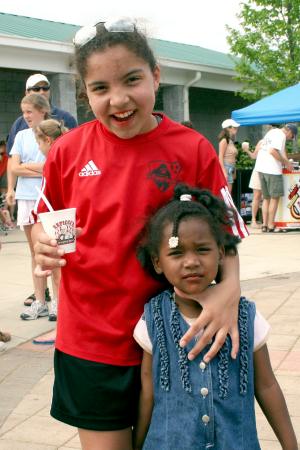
[33,19,247,449]
[242,140,263,228]
[8,94,51,320]
[0,140,15,231]
[255,124,296,232]
[29,119,69,322]
[133,184,297,450]
[0,192,15,232]
[6,73,77,304]
[6,73,77,154]
[0,140,8,191]
[218,119,240,194]
[0,224,12,351]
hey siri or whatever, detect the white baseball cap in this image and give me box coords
[26,74,50,90]
[222,119,240,129]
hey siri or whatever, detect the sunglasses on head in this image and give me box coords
[73,18,135,48]
[29,86,50,92]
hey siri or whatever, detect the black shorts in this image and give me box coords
[51,349,141,431]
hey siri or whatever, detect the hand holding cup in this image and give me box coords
[241,141,250,152]
[38,208,76,254]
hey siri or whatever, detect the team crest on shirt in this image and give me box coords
[147,161,181,192]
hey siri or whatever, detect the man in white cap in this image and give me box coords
[255,123,296,232]
[6,73,77,153]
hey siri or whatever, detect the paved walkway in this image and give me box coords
[1,227,300,449]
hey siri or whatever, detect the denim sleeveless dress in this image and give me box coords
[143,290,261,450]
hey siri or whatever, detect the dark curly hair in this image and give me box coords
[137,183,241,282]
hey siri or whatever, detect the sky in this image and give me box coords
[0,0,242,53]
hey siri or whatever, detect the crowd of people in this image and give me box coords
[216,118,297,233]
[1,17,298,450]
[2,74,77,324]
[241,123,297,232]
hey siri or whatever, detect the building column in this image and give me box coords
[162,85,184,123]
[50,73,77,120]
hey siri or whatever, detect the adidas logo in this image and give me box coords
[79,160,101,177]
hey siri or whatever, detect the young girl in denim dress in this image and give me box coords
[134,184,297,450]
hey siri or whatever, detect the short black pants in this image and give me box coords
[51,349,141,431]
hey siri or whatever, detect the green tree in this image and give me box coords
[227,0,300,100]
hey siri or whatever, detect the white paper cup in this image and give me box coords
[38,208,76,253]
[242,141,250,151]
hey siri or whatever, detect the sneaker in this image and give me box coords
[20,301,49,321]
[48,300,57,322]
[24,287,51,306]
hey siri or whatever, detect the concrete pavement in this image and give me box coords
[1,226,300,449]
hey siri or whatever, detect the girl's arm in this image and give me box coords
[22,161,44,174]
[242,140,263,159]
[180,252,240,362]
[254,344,298,449]
[10,154,42,177]
[242,148,257,159]
[268,148,293,171]
[218,139,228,179]
[133,351,154,450]
[6,158,17,206]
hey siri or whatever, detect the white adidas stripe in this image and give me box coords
[89,160,98,170]
[79,160,101,177]
[85,163,93,171]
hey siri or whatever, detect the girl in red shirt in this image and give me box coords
[33,19,247,450]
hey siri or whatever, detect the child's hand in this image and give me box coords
[34,231,66,275]
[178,283,239,363]
[34,228,82,273]
[6,190,16,206]
[34,228,82,277]
[241,142,249,152]
[34,263,51,277]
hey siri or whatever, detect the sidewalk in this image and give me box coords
[1,227,300,449]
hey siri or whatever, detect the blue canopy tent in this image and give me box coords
[232,83,300,126]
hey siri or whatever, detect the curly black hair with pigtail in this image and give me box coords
[137,183,241,282]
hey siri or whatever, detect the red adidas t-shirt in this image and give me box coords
[37,114,247,365]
